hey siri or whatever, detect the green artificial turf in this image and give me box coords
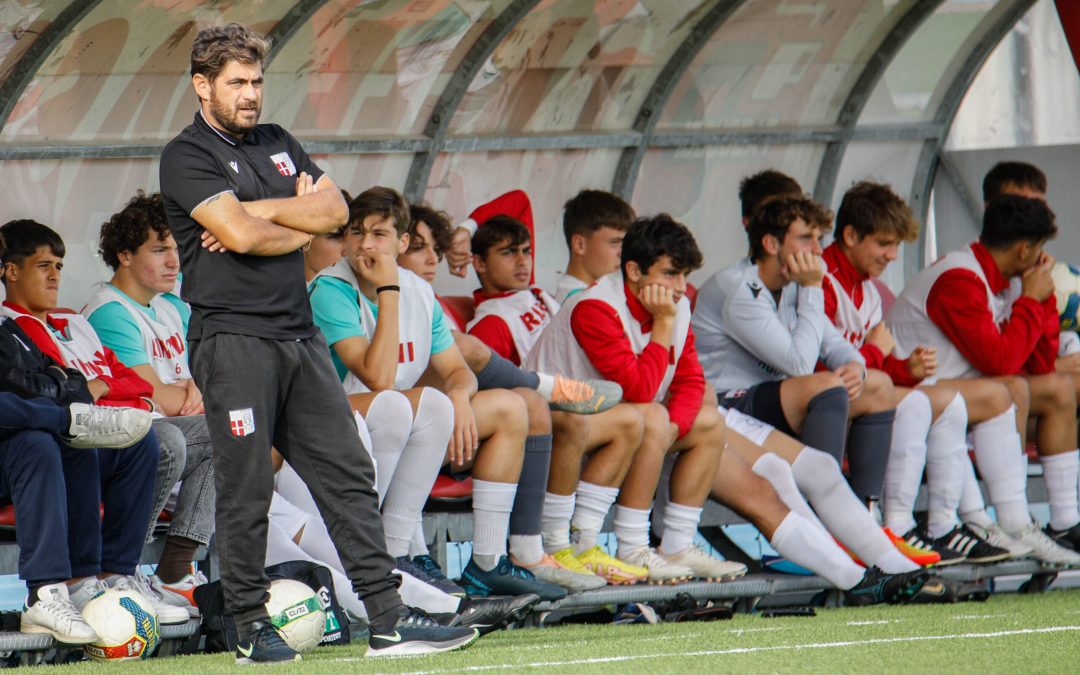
[56,589,1080,674]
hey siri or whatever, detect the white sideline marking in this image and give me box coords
[952,614,1010,620]
[352,625,1080,674]
[847,620,893,625]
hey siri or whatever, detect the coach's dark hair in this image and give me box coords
[0,219,65,271]
[982,161,1047,202]
[980,195,1057,250]
[747,197,821,262]
[409,204,454,259]
[471,215,531,259]
[191,23,271,82]
[99,191,171,271]
[620,214,702,278]
[562,190,635,249]
[739,170,803,219]
[348,186,410,237]
[836,181,918,245]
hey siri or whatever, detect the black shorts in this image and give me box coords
[719,381,796,437]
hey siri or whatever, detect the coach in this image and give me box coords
[159,24,476,663]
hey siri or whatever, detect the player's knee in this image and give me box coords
[1000,376,1029,410]
[417,387,454,433]
[862,370,894,408]
[515,387,552,435]
[921,386,957,418]
[1049,373,1076,409]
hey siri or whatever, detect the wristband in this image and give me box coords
[376,285,400,294]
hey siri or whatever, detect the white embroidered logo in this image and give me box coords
[229,160,239,174]
[270,152,295,177]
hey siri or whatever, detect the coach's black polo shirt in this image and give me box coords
[160,110,322,341]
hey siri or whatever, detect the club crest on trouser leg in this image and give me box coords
[229,408,255,437]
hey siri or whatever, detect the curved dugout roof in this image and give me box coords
[0,0,1055,304]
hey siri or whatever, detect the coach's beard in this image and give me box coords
[209,95,261,137]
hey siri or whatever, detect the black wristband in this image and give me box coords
[376,285,400,294]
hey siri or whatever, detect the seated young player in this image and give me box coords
[554,190,635,303]
[0,224,169,627]
[691,198,901,520]
[82,192,218,616]
[468,216,560,366]
[822,181,1010,564]
[887,195,1080,564]
[308,187,564,601]
[981,161,1080,550]
[401,206,648,587]
[0,219,192,624]
[0,231,154,642]
[529,214,746,582]
[401,205,607,592]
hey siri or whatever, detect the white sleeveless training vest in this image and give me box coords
[467,287,560,362]
[83,284,191,384]
[822,272,882,349]
[313,259,436,393]
[1,308,112,382]
[886,245,1012,379]
[526,272,690,402]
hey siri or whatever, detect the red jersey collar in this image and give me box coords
[624,282,653,329]
[822,243,867,308]
[473,286,540,305]
[2,301,66,333]
[970,241,1010,294]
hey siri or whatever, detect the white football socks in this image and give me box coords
[971,405,1030,533]
[379,389,453,557]
[882,390,932,536]
[769,512,865,589]
[1041,449,1080,531]
[571,481,620,552]
[541,492,575,552]
[659,502,702,556]
[924,393,967,538]
[471,479,517,570]
[751,452,829,535]
[791,447,917,573]
[613,505,651,558]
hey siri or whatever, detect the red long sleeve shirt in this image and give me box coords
[4,301,153,409]
[467,313,519,365]
[821,244,919,386]
[924,242,1058,376]
[569,284,704,438]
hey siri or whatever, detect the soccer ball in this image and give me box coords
[82,589,160,661]
[1051,261,1080,331]
[266,579,325,653]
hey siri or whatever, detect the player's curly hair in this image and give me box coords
[620,214,703,277]
[99,191,171,271]
[408,204,454,260]
[191,23,270,81]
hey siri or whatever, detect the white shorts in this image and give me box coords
[721,405,775,447]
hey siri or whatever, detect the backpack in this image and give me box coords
[193,560,351,652]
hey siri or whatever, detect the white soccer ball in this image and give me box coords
[1051,261,1080,331]
[266,579,326,653]
[82,589,160,662]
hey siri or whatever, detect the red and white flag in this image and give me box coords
[229,408,255,437]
